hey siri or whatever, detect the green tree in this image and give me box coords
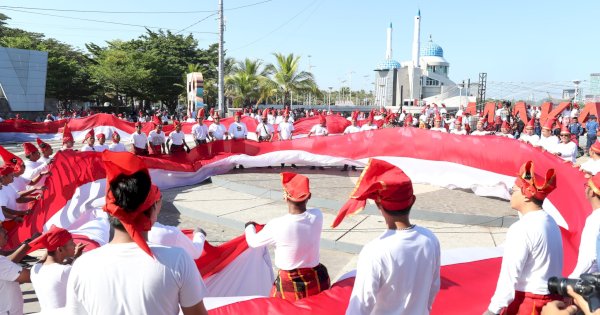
[267,53,317,106]
[225,58,269,107]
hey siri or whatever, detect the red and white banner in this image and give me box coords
[4,127,590,314]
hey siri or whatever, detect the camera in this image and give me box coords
[548,273,600,312]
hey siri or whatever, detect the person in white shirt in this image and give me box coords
[256,109,275,142]
[519,119,540,145]
[450,116,468,135]
[471,119,491,136]
[66,151,208,315]
[536,120,559,151]
[278,110,297,169]
[149,223,206,260]
[360,112,378,132]
[94,133,109,152]
[245,172,330,300]
[580,142,600,175]
[551,125,578,163]
[0,226,34,315]
[497,121,515,139]
[208,113,227,141]
[131,122,149,156]
[192,108,209,146]
[108,132,127,152]
[22,142,49,181]
[332,159,440,315]
[430,113,447,133]
[228,111,248,140]
[36,137,53,164]
[485,161,563,315]
[341,112,361,172]
[274,112,284,125]
[62,124,76,152]
[29,226,84,311]
[166,121,190,154]
[308,116,328,170]
[267,110,276,125]
[43,114,54,123]
[569,173,600,279]
[80,129,96,152]
[148,120,167,155]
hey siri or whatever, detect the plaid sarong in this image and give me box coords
[271,263,330,301]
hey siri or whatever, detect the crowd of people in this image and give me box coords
[1,102,600,315]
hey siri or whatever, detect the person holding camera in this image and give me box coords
[484,161,564,315]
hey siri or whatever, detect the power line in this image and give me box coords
[175,13,218,34]
[0,1,272,14]
[1,8,218,34]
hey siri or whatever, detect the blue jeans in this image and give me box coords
[587,134,597,152]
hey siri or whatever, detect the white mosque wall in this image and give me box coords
[0,47,48,111]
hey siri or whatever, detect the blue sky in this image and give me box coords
[1,0,598,98]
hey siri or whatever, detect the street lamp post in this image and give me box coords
[573,80,581,103]
[457,82,464,108]
[328,87,333,112]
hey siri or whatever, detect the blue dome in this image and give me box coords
[375,59,401,70]
[421,36,444,57]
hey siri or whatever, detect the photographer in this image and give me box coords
[542,287,600,315]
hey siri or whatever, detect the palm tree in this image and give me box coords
[225,58,269,107]
[266,53,317,106]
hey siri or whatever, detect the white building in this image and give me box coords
[0,47,48,111]
[374,11,468,108]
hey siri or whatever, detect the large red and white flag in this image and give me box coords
[3,127,589,314]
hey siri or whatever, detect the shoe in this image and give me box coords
[351,166,357,171]
[318,166,325,170]
[291,164,297,169]
[310,166,316,170]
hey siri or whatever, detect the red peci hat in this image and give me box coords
[96,133,106,140]
[281,172,311,202]
[262,109,269,119]
[542,119,555,130]
[197,108,205,119]
[588,173,600,195]
[0,145,23,168]
[36,137,50,149]
[23,142,39,156]
[135,121,142,128]
[62,124,74,143]
[501,121,510,130]
[319,115,327,124]
[515,161,556,201]
[111,132,120,142]
[152,115,161,126]
[332,159,416,228]
[526,118,535,129]
[26,225,72,253]
[83,129,95,143]
[0,165,14,176]
[560,124,570,135]
[235,111,242,117]
[455,116,463,125]
[591,141,600,154]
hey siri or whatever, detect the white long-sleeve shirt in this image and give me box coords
[245,208,323,270]
[569,209,600,278]
[580,159,600,175]
[148,222,205,260]
[346,226,441,315]
[520,133,540,145]
[108,143,127,152]
[23,159,48,181]
[487,210,563,314]
[537,135,559,151]
[552,141,578,163]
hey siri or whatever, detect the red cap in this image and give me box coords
[197,108,205,119]
[560,124,570,135]
[23,142,39,156]
[96,133,105,140]
[542,119,555,130]
[526,118,535,129]
[455,116,463,125]
[501,121,510,130]
[281,172,311,202]
[367,111,375,123]
[0,145,23,168]
[62,124,74,143]
[83,129,94,143]
[351,111,359,121]
[46,114,52,119]
[209,108,215,116]
[434,113,442,122]
[262,109,269,119]
[405,114,413,124]
[332,159,416,228]
[36,137,50,149]
[284,109,290,117]
[102,151,161,257]
[588,173,600,195]
[26,225,72,253]
[591,141,600,154]
[0,165,14,176]
[174,120,182,127]
[111,132,120,142]
[134,121,142,127]
[319,115,327,124]
[515,161,556,201]
[213,111,220,119]
[235,111,242,117]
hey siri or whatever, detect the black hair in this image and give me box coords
[382,206,412,216]
[108,171,152,230]
[530,197,544,207]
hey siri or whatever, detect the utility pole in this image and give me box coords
[218,0,225,116]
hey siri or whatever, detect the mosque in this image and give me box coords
[374,11,469,108]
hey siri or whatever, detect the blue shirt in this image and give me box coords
[569,123,583,135]
[587,121,599,136]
